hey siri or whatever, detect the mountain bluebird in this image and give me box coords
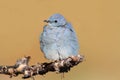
[40,14,79,60]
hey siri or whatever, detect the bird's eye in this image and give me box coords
[54,20,57,23]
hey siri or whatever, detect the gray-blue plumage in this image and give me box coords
[40,14,79,60]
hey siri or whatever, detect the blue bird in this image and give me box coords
[40,14,80,60]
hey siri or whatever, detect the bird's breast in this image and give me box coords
[43,27,66,44]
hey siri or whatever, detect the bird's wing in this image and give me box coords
[65,22,75,32]
[65,22,78,40]
[64,22,80,55]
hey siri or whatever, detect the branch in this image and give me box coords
[0,55,84,79]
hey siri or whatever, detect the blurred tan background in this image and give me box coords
[0,0,120,80]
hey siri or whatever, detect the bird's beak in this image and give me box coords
[43,20,50,23]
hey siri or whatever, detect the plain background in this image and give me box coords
[0,0,120,80]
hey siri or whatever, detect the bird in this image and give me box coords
[40,13,79,60]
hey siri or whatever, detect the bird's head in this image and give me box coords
[44,13,67,27]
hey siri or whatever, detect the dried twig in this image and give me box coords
[0,55,84,79]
